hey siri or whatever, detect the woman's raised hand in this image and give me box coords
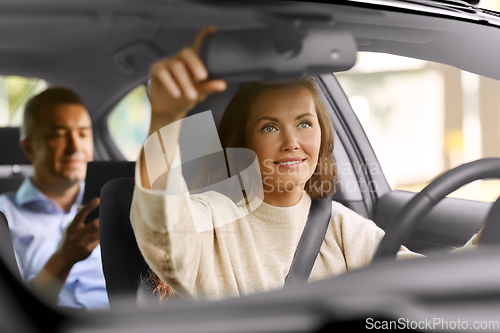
[148,26,227,131]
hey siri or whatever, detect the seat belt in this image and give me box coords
[284,196,332,286]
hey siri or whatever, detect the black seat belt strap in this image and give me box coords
[284,197,332,286]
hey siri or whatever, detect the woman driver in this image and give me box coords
[130,28,430,301]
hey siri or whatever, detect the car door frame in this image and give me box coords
[319,73,488,254]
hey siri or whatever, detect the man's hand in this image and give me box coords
[31,198,100,304]
[55,198,100,265]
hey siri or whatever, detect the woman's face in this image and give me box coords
[246,86,321,196]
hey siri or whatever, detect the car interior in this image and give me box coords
[0,0,499,332]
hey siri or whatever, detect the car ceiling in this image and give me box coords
[1,0,500,134]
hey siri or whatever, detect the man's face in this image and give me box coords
[26,104,93,185]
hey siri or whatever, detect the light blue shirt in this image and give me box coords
[0,178,109,310]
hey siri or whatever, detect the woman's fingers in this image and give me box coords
[198,79,227,100]
[178,47,208,83]
[167,25,216,99]
[193,25,217,54]
[151,52,205,102]
[151,61,181,99]
[147,26,225,118]
[169,58,198,101]
[152,53,225,103]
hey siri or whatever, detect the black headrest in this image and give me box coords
[99,178,146,307]
[0,127,30,165]
[83,161,135,203]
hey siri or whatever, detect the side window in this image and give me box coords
[336,52,500,202]
[107,85,151,161]
[0,76,47,126]
[0,76,47,192]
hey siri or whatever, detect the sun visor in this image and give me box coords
[199,27,357,82]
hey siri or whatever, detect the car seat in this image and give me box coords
[0,212,21,280]
[0,127,32,195]
[99,177,143,307]
[0,211,68,332]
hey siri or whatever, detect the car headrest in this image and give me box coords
[0,127,30,165]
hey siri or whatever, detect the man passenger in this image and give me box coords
[0,87,108,309]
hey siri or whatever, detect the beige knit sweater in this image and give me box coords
[130,152,423,301]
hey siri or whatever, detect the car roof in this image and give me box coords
[1,0,500,121]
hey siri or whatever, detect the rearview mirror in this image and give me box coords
[199,27,357,82]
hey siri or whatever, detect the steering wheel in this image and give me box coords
[372,158,500,264]
[478,194,500,245]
